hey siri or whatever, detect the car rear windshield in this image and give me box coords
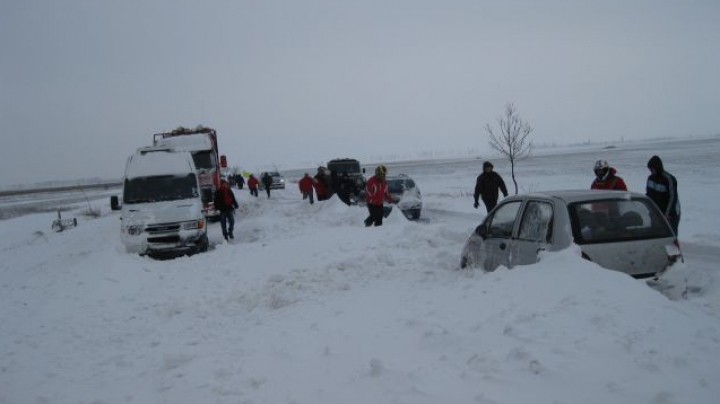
[387,178,415,194]
[569,198,673,244]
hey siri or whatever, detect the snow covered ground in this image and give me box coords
[1,137,719,404]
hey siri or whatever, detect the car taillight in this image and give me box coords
[666,239,683,264]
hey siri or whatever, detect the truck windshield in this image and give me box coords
[328,162,360,174]
[124,174,198,204]
[192,151,214,170]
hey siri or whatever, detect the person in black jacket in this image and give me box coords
[214,179,239,241]
[474,161,508,213]
[646,155,680,235]
[261,173,274,198]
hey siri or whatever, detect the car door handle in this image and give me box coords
[500,242,507,250]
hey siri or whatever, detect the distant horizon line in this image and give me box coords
[1,133,717,191]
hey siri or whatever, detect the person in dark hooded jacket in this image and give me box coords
[474,161,508,213]
[646,155,680,235]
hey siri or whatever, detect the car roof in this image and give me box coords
[507,189,646,204]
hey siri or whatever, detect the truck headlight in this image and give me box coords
[182,219,205,230]
[126,225,143,236]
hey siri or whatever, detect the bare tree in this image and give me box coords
[485,103,533,194]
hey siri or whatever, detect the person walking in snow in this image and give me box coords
[261,172,273,198]
[235,174,245,190]
[364,165,392,227]
[214,179,239,241]
[299,173,315,205]
[591,159,628,191]
[473,161,508,213]
[247,174,259,197]
[646,155,680,235]
[314,167,330,201]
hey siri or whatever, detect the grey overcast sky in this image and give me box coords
[1,0,719,187]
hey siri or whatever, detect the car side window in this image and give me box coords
[518,201,554,242]
[487,201,522,238]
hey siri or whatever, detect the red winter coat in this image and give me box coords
[247,176,259,189]
[313,174,329,197]
[299,175,314,192]
[591,168,627,191]
[365,175,392,206]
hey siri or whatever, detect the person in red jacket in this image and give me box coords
[313,167,330,201]
[364,165,392,227]
[591,160,627,191]
[247,174,259,197]
[213,179,239,241]
[298,173,314,204]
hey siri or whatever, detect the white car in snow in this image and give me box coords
[460,190,682,278]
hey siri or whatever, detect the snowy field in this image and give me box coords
[1,137,719,404]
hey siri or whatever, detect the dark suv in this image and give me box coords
[327,158,366,205]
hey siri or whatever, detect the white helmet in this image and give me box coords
[594,159,610,180]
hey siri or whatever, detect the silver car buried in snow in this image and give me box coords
[460,190,682,278]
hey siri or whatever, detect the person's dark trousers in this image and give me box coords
[266,188,271,198]
[483,199,497,213]
[220,210,235,240]
[364,204,385,227]
[668,215,680,236]
[303,191,314,204]
[250,188,258,197]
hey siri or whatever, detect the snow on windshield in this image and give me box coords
[125,151,195,179]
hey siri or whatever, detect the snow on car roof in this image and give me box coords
[125,150,196,179]
[517,189,640,203]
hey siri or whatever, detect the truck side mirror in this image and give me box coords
[110,195,121,211]
[362,168,366,173]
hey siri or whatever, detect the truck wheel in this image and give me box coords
[197,234,209,253]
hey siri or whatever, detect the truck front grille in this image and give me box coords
[146,223,181,233]
[148,235,181,243]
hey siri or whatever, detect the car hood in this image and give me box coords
[122,199,203,226]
